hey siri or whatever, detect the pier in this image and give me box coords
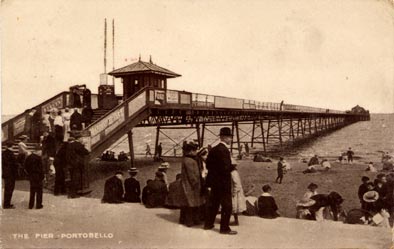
[1,59,370,192]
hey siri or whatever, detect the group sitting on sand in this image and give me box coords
[100,139,394,232]
[302,155,331,174]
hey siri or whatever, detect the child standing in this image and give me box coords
[275,157,286,184]
[231,162,246,225]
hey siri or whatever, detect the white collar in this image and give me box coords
[261,193,272,197]
[219,141,230,149]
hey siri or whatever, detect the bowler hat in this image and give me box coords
[363,191,379,203]
[219,127,232,136]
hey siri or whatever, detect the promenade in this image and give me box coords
[1,190,392,249]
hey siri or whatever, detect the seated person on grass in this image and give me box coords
[257,184,280,219]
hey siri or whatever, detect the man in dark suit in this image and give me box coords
[70,109,83,131]
[2,143,18,209]
[25,151,44,209]
[102,172,124,204]
[54,141,68,195]
[204,127,237,235]
[65,135,90,198]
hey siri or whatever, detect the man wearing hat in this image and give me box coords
[2,143,18,208]
[124,168,141,203]
[25,150,44,209]
[65,133,89,198]
[204,127,237,235]
[102,172,124,204]
[70,108,83,131]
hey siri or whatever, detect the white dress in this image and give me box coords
[62,112,72,141]
[231,170,246,213]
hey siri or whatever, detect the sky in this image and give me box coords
[1,0,394,114]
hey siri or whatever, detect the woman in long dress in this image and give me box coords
[231,163,246,225]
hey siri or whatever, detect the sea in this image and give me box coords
[2,114,393,163]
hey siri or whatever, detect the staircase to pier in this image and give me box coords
[1,88,150,161]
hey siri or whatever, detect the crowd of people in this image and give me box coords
[22,86,92,144]
[3,121,394,233]
[2,130,90,209]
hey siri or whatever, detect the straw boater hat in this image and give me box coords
[128,167,138,173]
[158,162,170,169]
[363,191,379,203]
[20,135,29,140]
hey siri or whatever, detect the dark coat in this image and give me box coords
[81,107,94,126]
[83,88,91,107]
[257,195,279,219]
[142,179,168,208]
[2,149,18,180]
[124,177,141,203]
[180,156,205,207]
[358,183,369,201]
[25,153,44,187]
[70,111,83,130]
[166,179,187,208]
[66,141,89,169]
[308,156,319,166]
[309,192,344,221]
[277,161,284,175]
[73,92,82,108]
[205,143,232,194]
[42,133,57,157]
[54,142,68,170]
[102,176,124,203]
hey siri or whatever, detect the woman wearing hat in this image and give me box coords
[124,168,141,203]
[363,190,380,213]
[179,142,205,227]
[296,183,318,219]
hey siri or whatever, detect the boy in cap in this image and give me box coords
[275,157,286,184]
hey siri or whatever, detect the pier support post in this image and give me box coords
[278,117,283,147]
[127,130,135,168]
[196,123,201,147]
[260,119,266,153]
[251,120,256,148]
[235,121,241,157]
[201,123,205,147]
[154,125,160,159]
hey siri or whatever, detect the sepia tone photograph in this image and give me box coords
[1,0,394,248]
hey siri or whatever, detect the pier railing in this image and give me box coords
[147,88,349,114]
